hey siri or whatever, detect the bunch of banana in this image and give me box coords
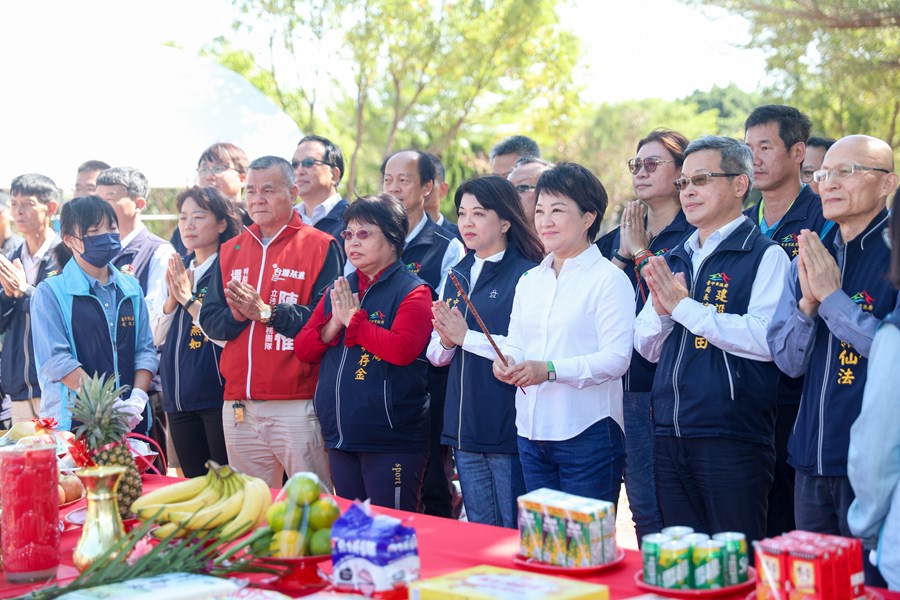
[131,461,272,542]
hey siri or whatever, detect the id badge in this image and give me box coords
[233,401,245,424]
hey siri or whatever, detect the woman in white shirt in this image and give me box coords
[153,186,240,477]
[493,163,635,503]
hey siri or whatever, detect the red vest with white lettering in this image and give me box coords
[217,212,333,400]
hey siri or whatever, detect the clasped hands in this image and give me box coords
[163,254,194,314]
[224,277,269,322]
[796,229,841,316]
[643,256,688,316]
[0,254,27,298]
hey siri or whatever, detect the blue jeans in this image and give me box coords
[623,391,663,542]
[517,417,625,504]
[454,449,525,529]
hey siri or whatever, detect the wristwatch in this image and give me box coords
[547,360,557,382]
[260,304,274,326]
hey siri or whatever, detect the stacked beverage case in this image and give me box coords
[754,530,866,600]
[517,488,618,568]
[642,527,749,590]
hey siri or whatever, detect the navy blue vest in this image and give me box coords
[313,261,430,452]
[71,290,138,393]
[788,211,897,477]
[0,238,61,400]
[597,211,695,393]
[744,185,834,406]
[402,217,453,297]
[651,218,780,445]
[440,247,538,454]
[112,228,167,293]
[159,256,225,413]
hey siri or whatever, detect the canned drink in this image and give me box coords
[661,526,695,541]
[692,539,725,589]
[682,533,711,547]
[658,540,691,589]
[712,532,748,585]
[642,533,672,587]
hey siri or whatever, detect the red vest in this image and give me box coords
[217,212,333,400]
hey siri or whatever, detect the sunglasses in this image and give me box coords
[673,172,743,191]
[291,158,332,170]
[340,229,376,241]
[514,184,537,193]
[628,157,674,175]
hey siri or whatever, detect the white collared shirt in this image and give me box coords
[120,223,177,336]
[500,244,634,441]
[20,231,58,286]
[633,215,790,363]
[426,249,506,367]
[295,193,342,226]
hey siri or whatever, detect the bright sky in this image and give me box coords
[2,0,768,104]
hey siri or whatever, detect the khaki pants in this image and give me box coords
[222,399,332,491]
[11,397,41,425]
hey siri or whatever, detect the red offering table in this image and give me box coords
[4,474,898,599]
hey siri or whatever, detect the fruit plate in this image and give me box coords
[64,507,140,532]
[746,589,883,600]
[59,491,86,509]
[513,548,626,575]
[257,555,332,592]
[634,566,757,598]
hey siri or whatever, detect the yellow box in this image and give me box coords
[409,565,609,599]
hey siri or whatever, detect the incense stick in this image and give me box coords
[447,271,526,394]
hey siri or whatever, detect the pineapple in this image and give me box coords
[70,374,142,519]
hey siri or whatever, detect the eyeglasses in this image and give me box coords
[800,169,816,183]
[812,164,891,183]
[628,157,674,175]
[514,184,537,193]
[197,164,235,177]
[673,172,743,191]
[291,158,332,170]
[340,228,376,241]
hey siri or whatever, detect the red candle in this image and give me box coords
[1,444,60,582]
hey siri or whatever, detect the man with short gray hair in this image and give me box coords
[199,156,343,489]
[96,166,176,448]
[489,135,540,177]
[634,135,790,545]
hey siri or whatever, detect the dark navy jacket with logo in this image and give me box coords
[743,184,835,406]
[0,237,61,400]
[651,218,780,446]
[402,217,456,298]
[440,246,538,454]
[787,210,898,477]
[159,255,224,414]
[313,261,431,453]
[596,211,695,393]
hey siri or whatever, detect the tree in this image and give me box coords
[682,83,763,137]
[207,0,581,197]
[687,1,900,146]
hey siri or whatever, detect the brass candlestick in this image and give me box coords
[72,466,127,572]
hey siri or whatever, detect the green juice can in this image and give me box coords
[681,533,711,547]
[712,532,748,585]
[692,539,725,589]
[641,533,672,586]
[661,526,694,541]
[658,540,691,589]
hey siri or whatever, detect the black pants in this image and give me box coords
[794,472,889,587]
[168,408,228,478]
[767,403,798,536]
[655,436,774,550]
[328,448,427,513]
[421,364,456,518]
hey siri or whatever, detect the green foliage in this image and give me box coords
[682,83,764,137]
[686,0,900,148]
[206,0,581,197]
[557,98,720,230]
